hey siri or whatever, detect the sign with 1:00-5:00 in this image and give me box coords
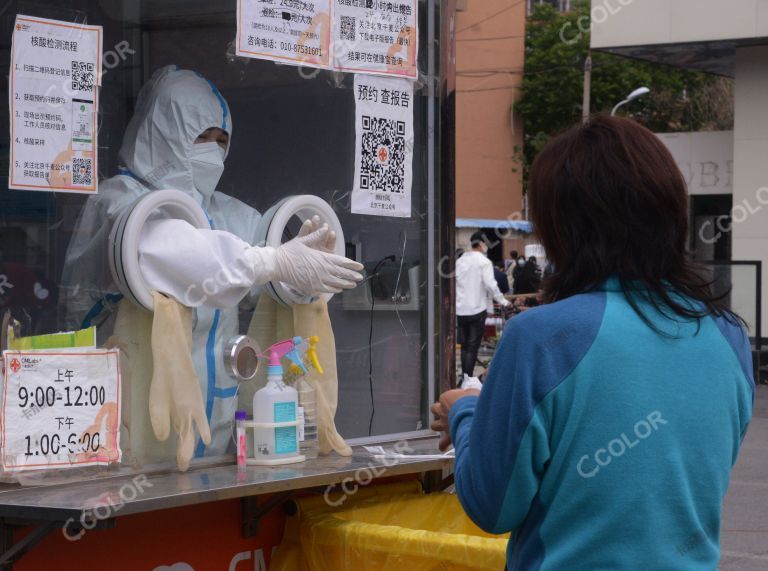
[1,349,122,471]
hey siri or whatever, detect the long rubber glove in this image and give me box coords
[291,218,352,455]
[149,292,211,471]
[293,299,352,456]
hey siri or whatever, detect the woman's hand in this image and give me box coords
[431,389,481,452]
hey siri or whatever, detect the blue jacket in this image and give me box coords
[449,277,754,570]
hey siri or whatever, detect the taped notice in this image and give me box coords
[1,349,121,471]
[235,0,418,79]
[332,0,418,78]
[351,74,413,218]
[236,0,332,68]
[9,15,102,193]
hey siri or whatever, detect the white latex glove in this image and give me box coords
[297,215,336,253]
[246,225,363,295]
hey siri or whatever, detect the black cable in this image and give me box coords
[457,34,525,42]
[367,255,396,436]
[457,86,521,93]
[368,292,376,435]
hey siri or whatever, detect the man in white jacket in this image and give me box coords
[455,232,510,379]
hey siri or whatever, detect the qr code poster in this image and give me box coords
[332,0,418,79]
[8,15,102,193]
[351,74,413,218]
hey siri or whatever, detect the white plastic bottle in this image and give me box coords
[250,345,305,465]
[297,377,319,459]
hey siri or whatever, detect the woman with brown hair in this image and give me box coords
[433,115,754,570]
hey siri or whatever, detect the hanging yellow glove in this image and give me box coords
[149,292,211,471]
[293,299,352,457]
[246,294,351,457]
[106,299,178,467]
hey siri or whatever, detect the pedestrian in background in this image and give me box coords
[504,250,519,271]
[513,258,540,294]
[505,250,519,288]
[434,115,753,570]
[493,263,510,295]
[455,232,510,379]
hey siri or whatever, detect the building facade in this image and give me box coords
[455,0,529,262]
[592,0,768,334]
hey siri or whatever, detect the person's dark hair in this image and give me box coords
[528,256,537,265]
[528,114,737,331]
[522,261,540,284]
[510,250,519,259]
[470,232,488,249]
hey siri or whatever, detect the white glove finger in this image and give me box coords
[148,385,171,441]
[323,253,364,273]
[297,218,314,238]
[298,216,321,238]
[323,230,337,253]
[176,416,195,472]
[194,407,212,446]
[298,226,332,248]
[320,274,359,291]
[332,280,357,290]
[328,265,365,284]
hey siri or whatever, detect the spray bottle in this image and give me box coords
[249,337,307,465]
[287,336,323,459]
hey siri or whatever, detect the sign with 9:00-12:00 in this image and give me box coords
[1,349,121,471]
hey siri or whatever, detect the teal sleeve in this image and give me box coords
[450,391,550,534]
[448,293,605,534]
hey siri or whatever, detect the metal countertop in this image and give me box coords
[0,436,452,522]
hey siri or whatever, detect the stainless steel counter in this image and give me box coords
[0,436,452,522]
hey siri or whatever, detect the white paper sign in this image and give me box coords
[1,349,121,471]
[9,15,102,193]
[351,74,413,218]
[332,0,418,79]
[236,0,332,69]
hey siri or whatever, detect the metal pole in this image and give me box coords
[582,51,592,124]
[427,0,436,412]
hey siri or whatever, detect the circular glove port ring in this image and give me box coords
[255,195,346,307]
[109,189,211,312]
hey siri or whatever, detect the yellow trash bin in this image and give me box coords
[271,482,509,571]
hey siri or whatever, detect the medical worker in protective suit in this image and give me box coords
[62,65,362,469]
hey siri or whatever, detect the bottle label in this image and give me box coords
[298,406,305,442]
[275,427,297,454]
[274,401,296,422]
[274,401,297,455]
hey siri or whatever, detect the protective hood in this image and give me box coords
[118,65,232,204]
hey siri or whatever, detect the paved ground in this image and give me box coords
[721,385,768,569]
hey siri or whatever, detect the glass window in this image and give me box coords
[0,0,444,468]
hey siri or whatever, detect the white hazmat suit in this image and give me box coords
[62,66,361,464]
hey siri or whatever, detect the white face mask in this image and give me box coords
[190,141,226,198]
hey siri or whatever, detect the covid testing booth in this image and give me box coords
[0,0,462,568]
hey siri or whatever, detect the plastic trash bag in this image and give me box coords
[271,482,508,571]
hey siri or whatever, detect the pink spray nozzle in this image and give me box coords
[262,337,308,376]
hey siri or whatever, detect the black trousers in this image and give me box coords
[457,311,487,377]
